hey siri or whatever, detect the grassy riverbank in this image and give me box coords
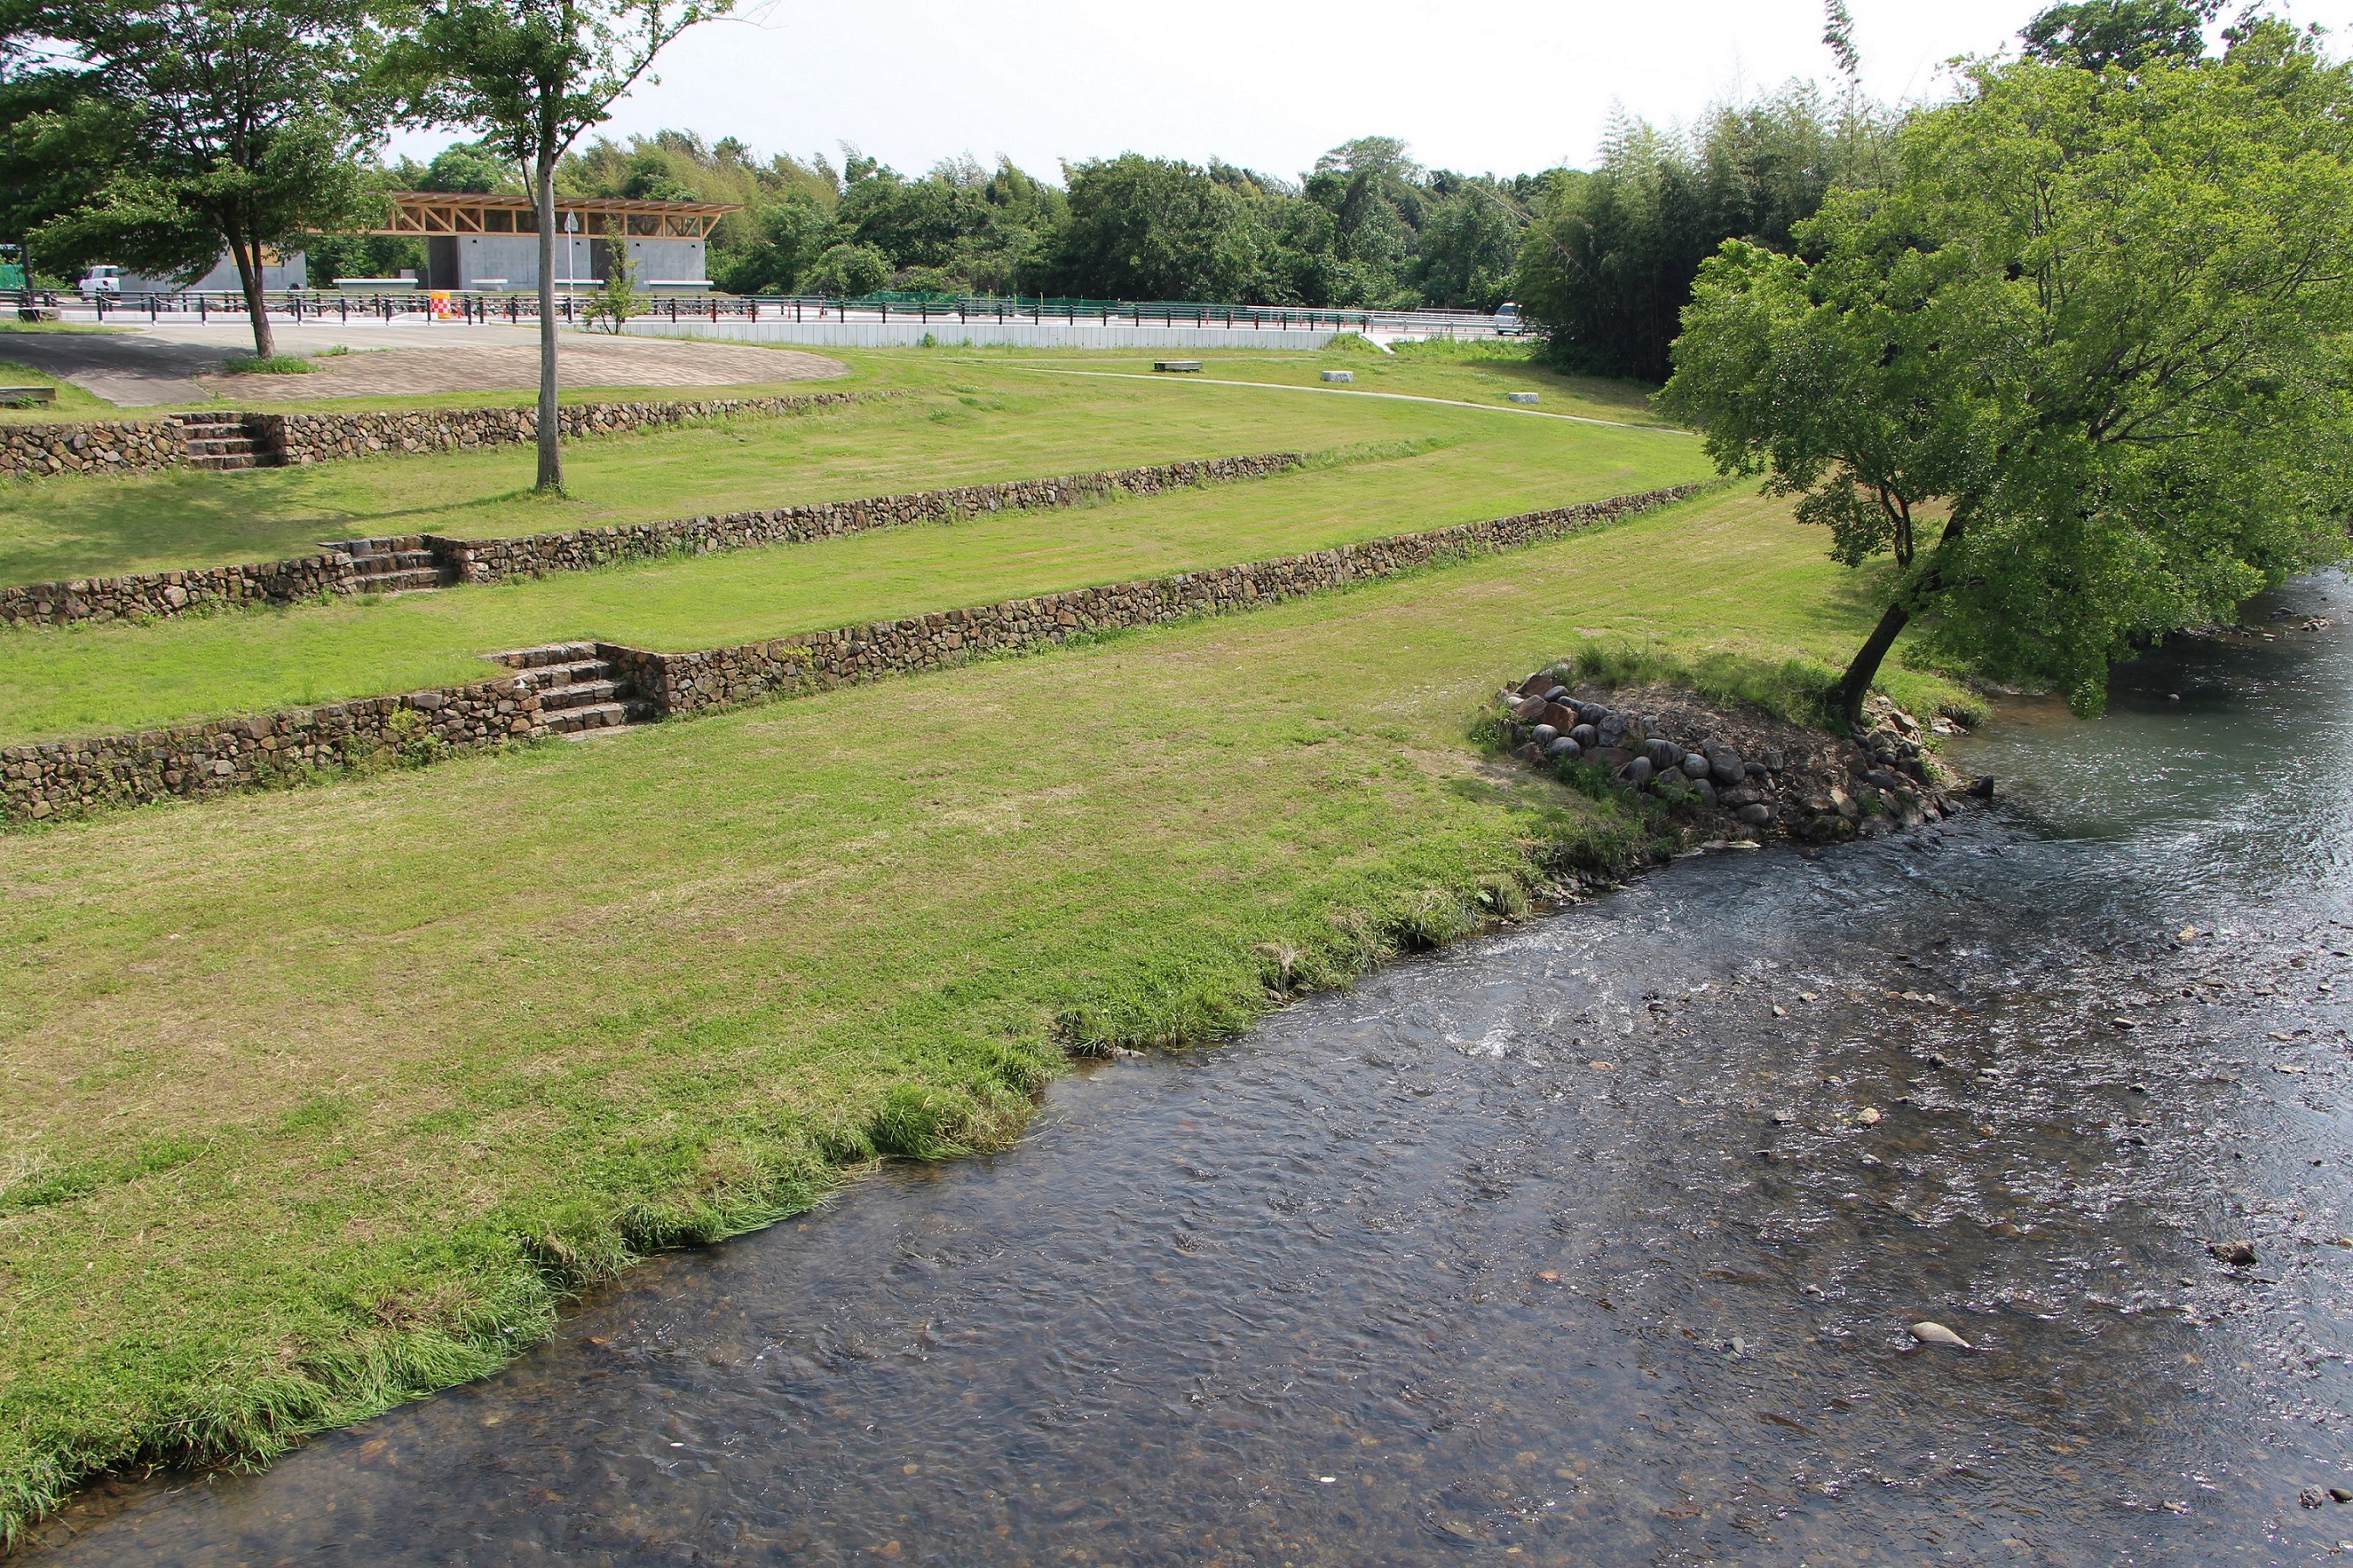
[0,345,1659,586]
[0,481,1972,1543]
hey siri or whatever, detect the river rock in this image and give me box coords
[1707,745,1744,787]
[1543,685,1569,702]
[1545,736,1581,761]
[1693,778,1717,808]
[1532,724,1559,746]
[1570,723,1597,748]
[1908,1321,1972,1348]
[1512,696,1549,722]
[1541,700,1577,729]
[1617,756,1654,788]
[1681,755,1710,780]
[1737,803,1774,826]
[2209,1239,2258,1266]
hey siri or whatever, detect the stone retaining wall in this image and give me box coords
[436,453,1306,582]
[609,483,1713,717]
[0,391,873,481]
[0,480,1712,823]
[0,677,547,821]
[248,392,865,465]
[0,550,361,629]
[0,452,1304,627]
[1,420,185,478]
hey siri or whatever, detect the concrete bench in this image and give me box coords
[1153,359,1203,373]
[0,385,57,407]
[1505,391,1540,405]
[1321,370,1353,384]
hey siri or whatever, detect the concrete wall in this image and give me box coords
[118,252,306,295]
[623,318,1343,351]
[440,233,707,290]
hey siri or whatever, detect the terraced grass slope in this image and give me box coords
[0,383,1705,744]
[0,484,1969,1543]
[0,345,1662,587]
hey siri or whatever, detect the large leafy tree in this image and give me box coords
[2021,0,2222,72]
[1041,156,1271,303]
[395,0,727,491]
[14,0,392,357]
[1660,24,2353,727]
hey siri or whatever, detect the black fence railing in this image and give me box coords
[16,289,1527,337]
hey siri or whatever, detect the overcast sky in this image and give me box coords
[382,0,2353,181]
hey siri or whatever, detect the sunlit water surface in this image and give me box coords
[30,576,2353,1566]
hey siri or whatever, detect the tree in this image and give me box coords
[2021,0,2220,72]
[1042,156,1270,302]
[396,0,729,491]
[1660,31,2353,728]
[17,0,391,357]
[802,240,887,297]
[1519,86,1890,382]
[1412,185,1524,310]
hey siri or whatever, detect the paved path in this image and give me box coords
[0,322,843,407]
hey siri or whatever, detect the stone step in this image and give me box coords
[491,640,601,671]
[538,677,625,711]
[186,453,258,472]
[517,658,615,690]
[350,549,436,575]
[544,700,652,735]
[351,567,443,595]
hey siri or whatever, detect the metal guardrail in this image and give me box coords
[16,289,1527,337]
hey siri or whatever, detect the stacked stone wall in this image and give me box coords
[0,452,1303,627]
[438,453,1305,582]
[0,552,362,629]
[611,483,1713,717]
[248,392,866,465]
[1,480,1714,823]
[0,677,547,821]
[1,420,184,478]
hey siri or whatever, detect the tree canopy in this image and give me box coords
[1659,23,2353,725]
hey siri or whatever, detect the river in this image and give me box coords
[28,575,2353,1565]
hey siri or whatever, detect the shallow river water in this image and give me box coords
[31,578,2353,1566]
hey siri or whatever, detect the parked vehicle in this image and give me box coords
[78,265,122,298]
[1494,301,1525,336]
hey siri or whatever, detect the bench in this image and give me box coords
[1153,359,1204,373]
[1320,369,1353,384]
[1505,391,1540,405]
[0,385,57,408]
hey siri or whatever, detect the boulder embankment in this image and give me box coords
[1496,667,1986,845]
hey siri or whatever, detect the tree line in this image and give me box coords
[305,130,1547,312]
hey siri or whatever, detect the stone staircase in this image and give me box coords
[327,535,445,596]
[171,414,274,471]
[489,642,655,736]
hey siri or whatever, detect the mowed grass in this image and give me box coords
[0,484,1952,1539]
[0,343,1661,586]
[0,400,1707,743]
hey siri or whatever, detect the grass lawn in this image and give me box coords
[0,482,1965,1541]
[0,343,1668,586]
[0,390,1706,745]
[0,360,115,419]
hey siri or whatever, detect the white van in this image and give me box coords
[1494,301,1524,336]
[78,265,122,298]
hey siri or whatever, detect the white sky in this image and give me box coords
[382,0,2353,181]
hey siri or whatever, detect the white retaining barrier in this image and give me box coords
[620,319,1343,351]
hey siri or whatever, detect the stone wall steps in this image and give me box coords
[170,415,276,473]
[489,642,653,736]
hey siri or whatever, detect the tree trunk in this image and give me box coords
[1835,599,1910,733]
[534,154,562,492]
[228,232,276,360]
